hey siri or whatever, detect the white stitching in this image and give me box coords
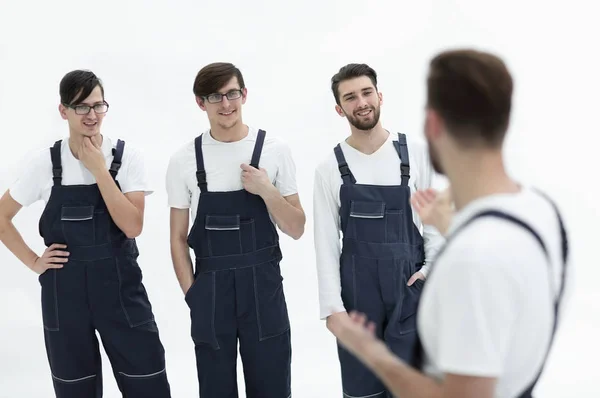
[52,373,96,383]
[343,390,386,398]
[119,367,166,379]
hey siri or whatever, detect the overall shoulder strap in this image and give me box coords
[334,144,356,184]
[109,139,125,179]
[392,133,410,186]
[50,140,62,186]
[194,134,207,193]
[250,129,266,169]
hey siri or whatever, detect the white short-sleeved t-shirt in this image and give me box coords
[417,187,572,398]
[9,136,153,207]
[165,126,298,222]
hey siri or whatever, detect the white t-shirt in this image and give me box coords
[417,187,571,398]
[165,126,298,222]
[9,136,152,207]
[312,132,445,320]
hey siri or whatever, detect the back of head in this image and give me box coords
[427,49,513,149]
[193,62,245,97]
[60,70,104,106]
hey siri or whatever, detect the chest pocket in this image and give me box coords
[205,214,256,257]
[345,200,406,244]
[61,206,96,247]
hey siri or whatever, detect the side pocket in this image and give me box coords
[39,269,59,332]
[61,205,95,246]
[385,278,425,365]
[185,272,219,350]
[339,255,357,311]
[115,247,155,328]
[253,261,290,341]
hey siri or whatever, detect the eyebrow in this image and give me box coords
[74,101,104,106]
[342,87,373,99]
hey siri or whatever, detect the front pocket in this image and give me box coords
[115,253,155,328]
[393,278,425,335]
[205,214,255,256]
[61,205,95,246]
[348,201,386,242]
[185,272,219,350]
[253,261,290,341]
[39,269,59,331]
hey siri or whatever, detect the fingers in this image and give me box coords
[45,263,64,270]
[48,243,67,251]
[407,271,425,286]
[240,163,253,171]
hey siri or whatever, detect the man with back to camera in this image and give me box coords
[166,62,306,398]
[312,63,445,398]
[328,49,571,398]
[0,70,171,397]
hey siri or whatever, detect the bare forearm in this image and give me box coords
[363,342,443,398]
[0,220,40,271]
[170,236,194,295]
[260,185,305,239]
[95,169,143,238]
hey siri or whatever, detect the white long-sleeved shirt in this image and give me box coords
[313,132,445,319]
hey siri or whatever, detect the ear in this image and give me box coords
[58,104,68,120]
[335,104,345,117]
[196,96,207,111]
[241,87,248,105]
[378,91,383,104]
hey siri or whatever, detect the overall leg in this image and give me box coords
[338,254,387,398]
[186,270,239,398]
[237,263,291,398]
[39,265,103,398]
[91,255,171,398]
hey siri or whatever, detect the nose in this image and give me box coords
[356,95,369,109]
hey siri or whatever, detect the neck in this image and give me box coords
[446,149,520,211]
[209,123,248,143]
[69,133,103,159]
[346,123,389,154]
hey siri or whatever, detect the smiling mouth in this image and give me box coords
[356,109,372,117]
[83,121,97,127]
[219,110,236,116]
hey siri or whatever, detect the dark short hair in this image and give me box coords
[59,70,104,106]
[193,62,245,98]
[427,49,513,148]
[331,63,378,105]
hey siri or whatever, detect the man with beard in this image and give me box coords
[327,50,571,398]
[312,63,444,398]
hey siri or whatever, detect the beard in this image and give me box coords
[426,137,445,175]
[346,105,381,131]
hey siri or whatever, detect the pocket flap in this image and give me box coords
[205,215,241,231]
[61,205,94,221]
[350,201,385,219]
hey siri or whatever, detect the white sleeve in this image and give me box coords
[165,153,191,209]
[313,167,345,319]
[413,140,446,278]
[8,149,50,207]
[274,142,298,197]
[119,147,153,196]
[429,238,520,377]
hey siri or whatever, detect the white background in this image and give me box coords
[0,0,598,396]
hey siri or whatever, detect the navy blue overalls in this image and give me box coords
[334,133,425,398]
[38,139,171,398]
[184,130,291,398]
[413,190,569,398]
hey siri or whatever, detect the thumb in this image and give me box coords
[407,275,416,286]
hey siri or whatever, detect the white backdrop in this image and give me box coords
[0,0,598,396]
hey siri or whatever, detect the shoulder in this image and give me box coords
[167,137,196,166]
[315,145,340,181]
[259,128,291,154]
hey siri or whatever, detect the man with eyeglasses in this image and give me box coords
[166,62,305,398]
[0,70,171,397]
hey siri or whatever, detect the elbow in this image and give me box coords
[124,221,143,239]
[288,215,306,240]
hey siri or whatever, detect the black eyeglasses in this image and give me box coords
[203,89,243,104]
[64,101,110,115]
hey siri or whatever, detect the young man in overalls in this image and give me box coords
[328,49,571,398]
[312,63,445,398]
[0,70,171,397]
[166,62,306,398]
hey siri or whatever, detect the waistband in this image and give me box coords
[341,238,424,261]
[196,245,282,272]
[55,239,137,262]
